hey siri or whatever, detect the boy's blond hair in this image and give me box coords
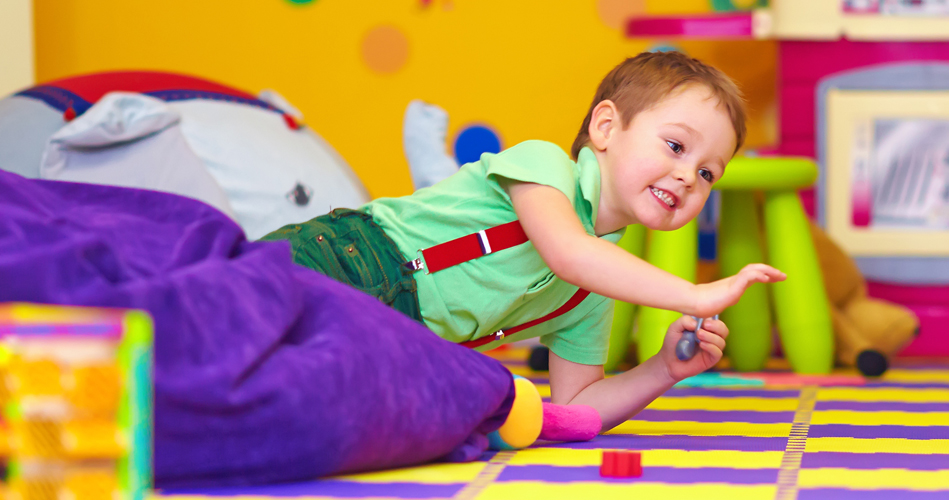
[571,51,747,159]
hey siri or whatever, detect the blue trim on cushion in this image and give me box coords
[15,87,283,117]
[16,86,92,114]
[144,89,282,113]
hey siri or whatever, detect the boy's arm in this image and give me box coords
[507,181,784,318]
[549,316,728,430]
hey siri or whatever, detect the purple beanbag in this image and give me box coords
[0,169,514,488]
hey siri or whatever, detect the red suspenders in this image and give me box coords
[459,289,591,349]
[403,220,528,274]
[404,220,590,349]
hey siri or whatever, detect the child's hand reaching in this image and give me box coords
[658,315,730,383]
[691,264,785,319]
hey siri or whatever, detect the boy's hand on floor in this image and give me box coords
[691,263,786,318]
[659,315,730,383]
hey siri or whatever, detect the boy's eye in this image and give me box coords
[699,169,714,182]
[666,140,683,154]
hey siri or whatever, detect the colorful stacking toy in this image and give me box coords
[0,303,153,500]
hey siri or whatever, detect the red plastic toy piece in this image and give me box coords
[600,450,616,477]
[600,450,642,478]
[63,106,77,122]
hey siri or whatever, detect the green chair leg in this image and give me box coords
[718,191,772,372]
[763,190,834,374]
[605,224,646,372]
[637,220,698,364]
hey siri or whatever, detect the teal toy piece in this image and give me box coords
[486,428,515,451]
[673,372,765,388]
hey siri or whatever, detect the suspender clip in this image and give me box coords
[404,250,427,273]
[405,258,425,272]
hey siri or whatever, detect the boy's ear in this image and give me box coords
[588,100,617,151]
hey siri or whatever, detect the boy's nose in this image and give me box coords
[673,166,696,188]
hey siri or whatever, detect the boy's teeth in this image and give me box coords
[651,187,675,207]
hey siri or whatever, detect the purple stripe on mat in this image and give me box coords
[808,424,949,440]
[865,382,949,389]
[799,489,949,500]
[891,361,949,369]
[553,435,787,451]
[162,481,462,498]
[496,465,778,484]
[636,409,795,423]
[666,388,799,398]
[802,452,949,470]
[815,401,949,412]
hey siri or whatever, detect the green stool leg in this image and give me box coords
[605,224,646,372]
[763,190,834,374]
[718,191,772,372]
[637,220,698,364]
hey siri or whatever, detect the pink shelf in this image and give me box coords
[626,13,755,39]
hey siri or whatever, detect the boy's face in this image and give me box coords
[599,85,737,232]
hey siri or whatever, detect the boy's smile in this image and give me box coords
[589,84,737,235]
[649,186,678,210]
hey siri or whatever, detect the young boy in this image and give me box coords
[261,51,785,431]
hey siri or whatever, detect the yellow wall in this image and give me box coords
[1,0,34,97]
[34,0,775,198]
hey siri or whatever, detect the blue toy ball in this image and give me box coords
[454,125,502,165]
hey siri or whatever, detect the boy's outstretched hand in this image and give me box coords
[691,263,786,319]
[658,316,730,382]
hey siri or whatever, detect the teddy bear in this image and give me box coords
[809,221,919,377]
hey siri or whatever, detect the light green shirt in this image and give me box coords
[363,140,624,365]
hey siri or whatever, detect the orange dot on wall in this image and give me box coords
[596,0,647,30]
[361,25,410,74]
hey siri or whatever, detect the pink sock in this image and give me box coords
[538,403,601,442]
